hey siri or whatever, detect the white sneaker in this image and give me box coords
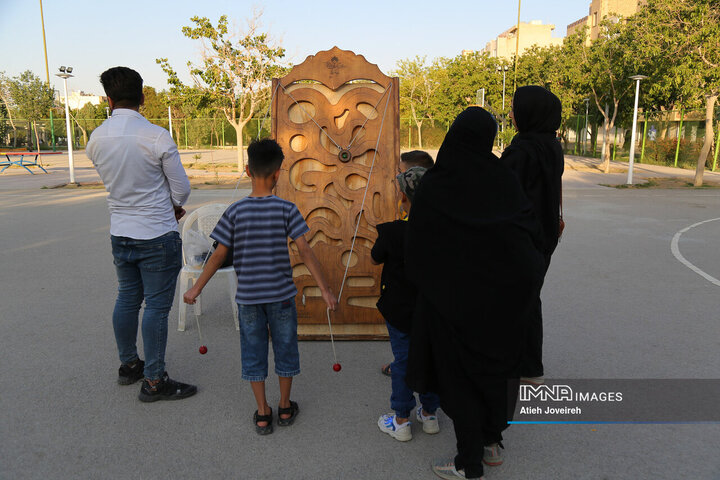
[432,458,474,479]
[416,406,440,434]
[377,413,412,441]
[483,443,504,466]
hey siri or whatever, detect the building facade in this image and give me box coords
[483,20,564,60]
[57,91,106,110]
[567,0,643,40]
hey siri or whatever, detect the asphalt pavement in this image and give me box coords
[1,161,720,479]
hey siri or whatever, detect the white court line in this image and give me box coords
[670,217,720,287]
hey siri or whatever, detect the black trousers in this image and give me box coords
[520,252,552,377]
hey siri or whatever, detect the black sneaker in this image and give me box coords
[138,372,197,402]
[118,359,145,385]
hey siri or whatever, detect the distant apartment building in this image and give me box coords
[483,20,564,60]
[567,0,643,41]
[57,91,106,110]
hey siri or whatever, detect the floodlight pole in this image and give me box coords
[56,71,75,184]
[39,0,56,151]
[168,106,173,139]
[627,75,648,184]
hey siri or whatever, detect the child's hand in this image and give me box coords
[173,205,186,222]
[322,288,338,311]
[183,286,201,305]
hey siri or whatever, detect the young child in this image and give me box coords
[372,166,440,442]
[183,138,337,435]
[397,150,434,174]
[381,150,435,378]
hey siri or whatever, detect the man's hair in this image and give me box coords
[100,67,143,108]
[400,150,434,169]
[247,138,284,178]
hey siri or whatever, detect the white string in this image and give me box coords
[325,82,394,363]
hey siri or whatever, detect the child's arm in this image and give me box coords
[294,235,338,311]
[183,243,230,305]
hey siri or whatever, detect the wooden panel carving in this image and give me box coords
[273,47,400,333]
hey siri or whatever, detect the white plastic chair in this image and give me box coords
[178,203,239,331]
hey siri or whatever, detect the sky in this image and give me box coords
[0,0,590,96]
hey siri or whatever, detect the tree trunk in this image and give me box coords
[234,122,245,173]
[602,120,616,174]
[416,121,423,149]
[600,103,610,171]
[694,93,718,187]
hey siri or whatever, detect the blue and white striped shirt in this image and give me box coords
[210,196,309,305]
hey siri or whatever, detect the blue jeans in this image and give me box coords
[111,231,182,381]
[238,298,300,382]
[387,322,440,418]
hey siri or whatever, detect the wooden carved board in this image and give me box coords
[272,47,400,338]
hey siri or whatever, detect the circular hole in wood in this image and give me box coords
[289,134,307,152]
[288,102,316,123]
[341,251,359,267]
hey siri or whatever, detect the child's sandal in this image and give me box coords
[254,408,273,435]
[277,400,299,426]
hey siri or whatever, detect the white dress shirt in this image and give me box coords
[87,109,191,239]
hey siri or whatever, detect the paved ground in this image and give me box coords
[2,158,720,479]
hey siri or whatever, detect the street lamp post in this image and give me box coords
[627,75,649,184]
[55,66,75,184]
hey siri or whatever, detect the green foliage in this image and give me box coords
[393,56,439,148]
[8,71,54,124]
[140,86,167,119]
[157,12,285,169]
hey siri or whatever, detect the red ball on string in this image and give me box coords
[332,363,342,372]
[199,345,208,355]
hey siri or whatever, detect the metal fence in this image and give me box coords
[2,112,717,170]
[563,111,720,171]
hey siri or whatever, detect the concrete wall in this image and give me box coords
[483,20,564,60]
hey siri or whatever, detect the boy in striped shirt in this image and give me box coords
[183,139,337,435]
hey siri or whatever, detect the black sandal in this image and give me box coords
[277,400,299,426]
[254,408,273,435]
[381,363,392,376]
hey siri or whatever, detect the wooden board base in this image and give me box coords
[298,323,389,341]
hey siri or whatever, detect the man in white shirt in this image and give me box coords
[87,67,196,402]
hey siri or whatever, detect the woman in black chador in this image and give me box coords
[405,107,544,479]
[502,86,565,382]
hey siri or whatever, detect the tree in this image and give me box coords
[433,52,503,126]
[575,21,637,172]
[158,12,285,171]
[139,86,168,120]
[624,0,720,185]
[8,71,54,154]
[394,56,438,148]
[0,72,18,147]
[516,44,586,150]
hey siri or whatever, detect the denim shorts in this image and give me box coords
[238,298,300,381]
